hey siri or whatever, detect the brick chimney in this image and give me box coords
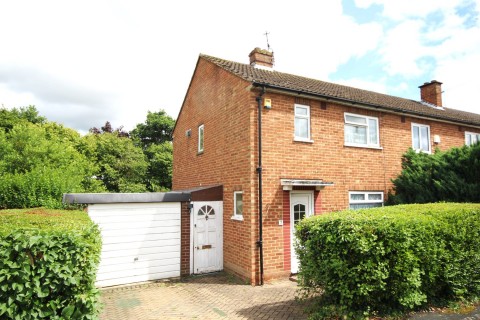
[249,47,274,68]
[419,80,443,107]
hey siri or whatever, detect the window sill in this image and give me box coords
[344,143,383,150]
[197,151,204,155]
[294,138,314,143]
[413,149,431,154]
[231,215,243,221]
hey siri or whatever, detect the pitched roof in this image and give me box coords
[200,54,480,127]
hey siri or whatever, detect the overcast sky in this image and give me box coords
[1,0,479,133]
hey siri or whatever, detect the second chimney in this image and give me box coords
[249,47,274,69]
[419,80,443,107]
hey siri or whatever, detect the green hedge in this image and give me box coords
[296,203,480,319]
[0,209,102,319]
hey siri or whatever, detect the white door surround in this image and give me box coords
[192,201,223,274]
[290,191,314,274]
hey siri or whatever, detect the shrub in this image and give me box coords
[389,144,480,204]
[0,208,102,319]
[296,203,480,319]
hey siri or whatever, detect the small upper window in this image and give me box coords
[294,104,311,141]
[412,123,430,153]
[233,191,243,220]
[349,191,383,210]
[344,113,379,148]
[465,132,480,146]
[198,124,204,153]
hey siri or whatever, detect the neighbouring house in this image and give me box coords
[172,47,480,285]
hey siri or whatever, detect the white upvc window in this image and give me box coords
[349,191,384,210]
[344,113,379,148]
[294,104,311,141]
[232,191,243,221]
[198,124,204,153]
[411,123,431,153]
[465,132,480,146]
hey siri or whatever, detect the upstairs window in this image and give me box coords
[294,104,311,141]
[465,132,480,146]
[344,113,379,147]
[198,124,204,153]
[412,123,430,153]
[349,192,383,210]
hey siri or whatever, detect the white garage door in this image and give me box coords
[88,202,181,287]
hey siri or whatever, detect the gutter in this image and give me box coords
[253,82,480,130]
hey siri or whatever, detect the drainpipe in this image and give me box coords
[256,87,265,285]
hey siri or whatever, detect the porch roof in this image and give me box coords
[280,179,334,191]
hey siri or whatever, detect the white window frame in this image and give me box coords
[411,123,431,153]
[349,191,384,210]
[294,104,312,142]
[198,124,204,153]
[232,191,243,221]
[465,131,480,146]
[344,113,380,148]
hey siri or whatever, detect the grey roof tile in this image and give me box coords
[200,54,480,126]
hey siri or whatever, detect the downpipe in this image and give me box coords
[256,87,265,285]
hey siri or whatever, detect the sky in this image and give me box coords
[1,0,479,133]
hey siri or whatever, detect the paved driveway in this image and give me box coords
[99,272,308,320]
[99,272,480,320]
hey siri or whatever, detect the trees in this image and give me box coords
[130,110,175,146]
[80,131,148,193]
[0,120,101,208]
[85,110,175,192]
[388,144,480,204]
[131,110,175,191]
[0,105,46,132]
[143,142,173,191]
[0,106,175,208]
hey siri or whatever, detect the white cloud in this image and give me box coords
[436,50,480,110]
[379,20,430,77]
[0,0,479,131]
[0,0,387,131]
[354,0,462,20]
[349,1,478,114]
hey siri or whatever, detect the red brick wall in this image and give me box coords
[173,57,478,284]
[173,58,257,283]
[180,201,190,276]
[258,93,476,278]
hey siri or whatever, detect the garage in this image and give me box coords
[63,186,223,287]
[88,202,181,287]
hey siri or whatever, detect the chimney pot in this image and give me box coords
[249,47,274,68]
[419,80,443,107]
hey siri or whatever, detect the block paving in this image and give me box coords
[99,272,480,320]
[99,272,309,320]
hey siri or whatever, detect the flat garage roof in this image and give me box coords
[63,185,223,204]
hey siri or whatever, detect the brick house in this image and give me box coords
[172,48,480,285]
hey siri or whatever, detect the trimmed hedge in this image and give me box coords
[0,208,102,319]
[296,203,480,319]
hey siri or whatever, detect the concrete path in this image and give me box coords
[99,272,308,320]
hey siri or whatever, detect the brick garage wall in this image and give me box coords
[180,201,190,276]
[173,58,257,283]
